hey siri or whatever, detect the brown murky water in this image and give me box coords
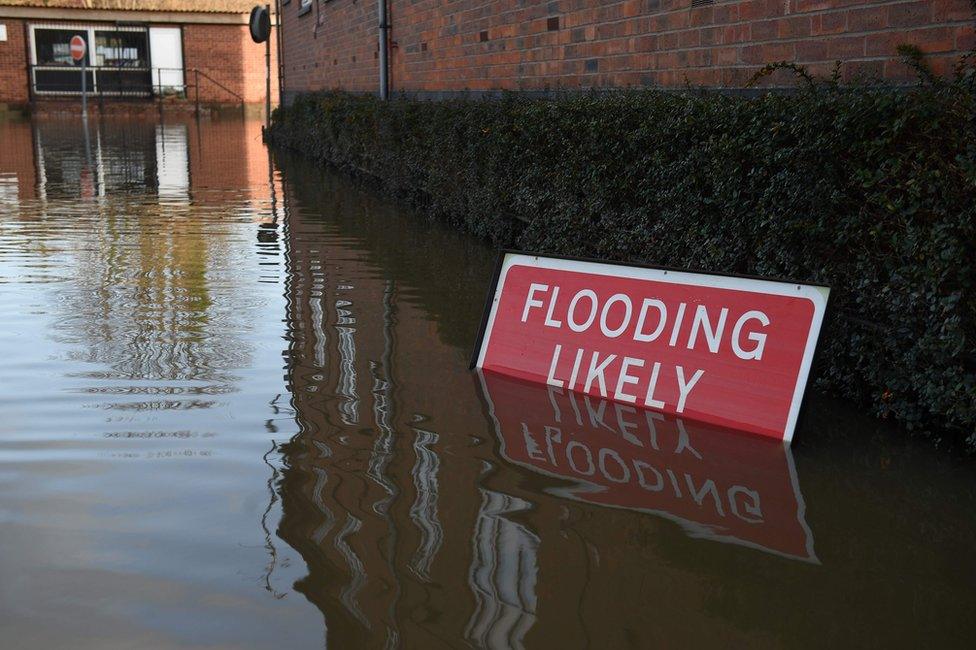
[0,116,974,649]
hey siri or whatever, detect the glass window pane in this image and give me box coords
[94,30,148,67]
[33,68,94,93]
[34,28,88,66]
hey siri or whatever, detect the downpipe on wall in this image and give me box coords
[378,0,389,100]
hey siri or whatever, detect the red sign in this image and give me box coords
[69,35,86,62]
[472,253,829,442]
[476,369,817,561]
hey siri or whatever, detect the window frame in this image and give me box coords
[28,22,152,96]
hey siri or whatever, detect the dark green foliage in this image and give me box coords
[268,85,976,448]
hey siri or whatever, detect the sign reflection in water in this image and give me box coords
[476,370,817,562]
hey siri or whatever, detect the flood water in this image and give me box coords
[0,115,974,649]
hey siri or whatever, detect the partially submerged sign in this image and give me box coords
[472,252,829,442]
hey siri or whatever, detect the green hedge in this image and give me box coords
[268,85,976,448]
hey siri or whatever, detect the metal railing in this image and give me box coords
[30,63,155,98]
[189,68,245,114]
[151,67,189,99]
[28,65,246,114]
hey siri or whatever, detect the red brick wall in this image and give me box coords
[280,0,379,94]
[0,19,29,105]
[183,23,278,105]
[280,0,975,95]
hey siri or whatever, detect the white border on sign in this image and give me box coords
[474,253,830,444]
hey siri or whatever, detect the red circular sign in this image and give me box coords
[69,35,86,62]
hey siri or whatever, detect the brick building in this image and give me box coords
[278,0,974,100]
[0,0,277,112]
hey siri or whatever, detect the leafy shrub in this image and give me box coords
[268,82,976,448]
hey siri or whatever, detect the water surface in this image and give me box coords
[0,116,973,649]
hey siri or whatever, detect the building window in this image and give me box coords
[298,0,312,16]
[29,24,153,96]
[94,30,148,68]
[33,27,89,66]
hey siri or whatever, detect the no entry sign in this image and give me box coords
[69,35,86,62]
[472,253,829,442]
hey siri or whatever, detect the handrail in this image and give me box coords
[190,68,245,106]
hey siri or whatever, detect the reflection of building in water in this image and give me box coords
[407,417,442,582]
[274,165,541,648]
[466,487,539,650]
[31,119,158,198]
[336,295,360,425]
[0,115,281,397]
[0,119,38,201]
[0,117,274,205]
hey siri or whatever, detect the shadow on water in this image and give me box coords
[0,115,973,649]
[271,151,976,649]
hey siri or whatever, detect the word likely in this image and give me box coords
[545,344,703,412]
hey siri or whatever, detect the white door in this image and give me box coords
[149,27,183,94]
